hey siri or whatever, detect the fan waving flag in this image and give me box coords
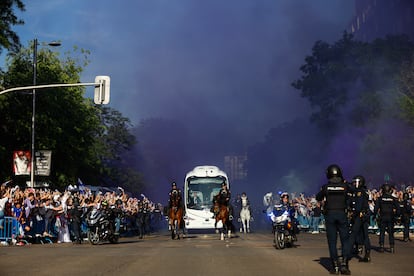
[78,178,86,194]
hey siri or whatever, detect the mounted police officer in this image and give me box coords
[316,164,351,275]
[348,175,371,262]
[217,181,234,220]
[374,183,400,253]
[168,182,183,212]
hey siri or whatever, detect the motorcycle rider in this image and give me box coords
[348,175,371,262]
[374,183,400,253]
[272,192,297,240]
[316,164,351,275]
[100,200,117,235]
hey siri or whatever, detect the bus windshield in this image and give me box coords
[186,176,226,210]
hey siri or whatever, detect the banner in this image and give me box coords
[13,151,31,175]
[35,150,52,176]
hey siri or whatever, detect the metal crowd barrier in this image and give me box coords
[0,216,18,243]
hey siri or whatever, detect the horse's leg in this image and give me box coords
[175,219,179,240]
[246,213,250,233]
[220,219,225,240]
[239,212,243,233]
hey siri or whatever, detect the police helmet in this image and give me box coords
[326,164,343,179]
[381,183,391,195]
[352,175,366,189]
[171,182,177,188]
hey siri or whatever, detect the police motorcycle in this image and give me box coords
[268,193,296,250]
[86,201,119,245]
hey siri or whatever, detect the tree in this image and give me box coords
[0,42,141,191]
[0,0,25,56]
[398,53,414,125]
[291,33,414,184]
[292,33,414,132]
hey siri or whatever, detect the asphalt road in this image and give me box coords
[0,231,413,276]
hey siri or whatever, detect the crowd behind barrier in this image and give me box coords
[1,182,414,246]
[0,183,166,246]
[282,185,414,235]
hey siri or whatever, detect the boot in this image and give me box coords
[379,244,384,253]
[340,259,351,275]
[329,259,340,275]
[390,246,395,254]
[359,250,370,262]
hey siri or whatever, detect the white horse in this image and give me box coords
[239,195,251,233]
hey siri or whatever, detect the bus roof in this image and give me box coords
[185,165,228,180]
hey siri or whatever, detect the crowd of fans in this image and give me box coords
[1,180,414,246]
[282,185,414,235]
[0,182,165,246]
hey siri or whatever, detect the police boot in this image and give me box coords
[329,259,340,275]
[359,250,370,263]
[340,259,351,275]
[379,244,384,253]
[390,246,395,254]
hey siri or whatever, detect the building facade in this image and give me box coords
[350,0,414,41]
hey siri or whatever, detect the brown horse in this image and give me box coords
[168,191,183,240]
[213,199,231,240]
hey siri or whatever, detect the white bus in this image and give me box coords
[184,165,229,230]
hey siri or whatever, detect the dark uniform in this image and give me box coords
[348,175,371,262]
[374,184,400,253]
[168,182,183,210]
[68,196,82,244]
[399,193,412,242]
[316,164,351,275]
[217,182,233,219]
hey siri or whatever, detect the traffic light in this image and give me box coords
[94,76,110,104]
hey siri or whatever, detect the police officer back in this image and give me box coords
[374,184,400,253]
[348,175,371,262]
[399,192,412,242]
[316,164,351,275]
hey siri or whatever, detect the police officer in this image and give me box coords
[168,182,183,210]
[275,192,298,240]
[399,192,412,242]
[374,183,400,253]
[316,164,351,275]
[218,181,234,220]
[348,175,371,262]
[68,195,82,244]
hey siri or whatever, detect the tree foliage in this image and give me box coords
[289,33,414,185]
[398,53,414,125]
[0,0,25,56]
[0,43,140,191]
[292,33,414,132]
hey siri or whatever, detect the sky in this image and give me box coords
[6,1,354,139]
[2,1,358,201]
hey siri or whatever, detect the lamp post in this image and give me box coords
[30,38,61,188]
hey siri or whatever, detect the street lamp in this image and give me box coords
[30,38,61,188]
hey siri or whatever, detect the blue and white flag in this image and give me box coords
[78,178,86,194]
